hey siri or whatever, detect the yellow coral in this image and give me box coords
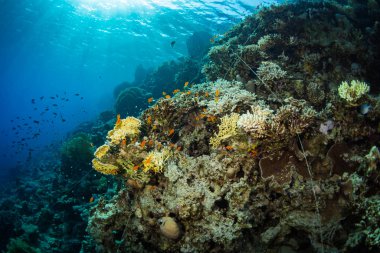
[107,117,141,145]
[142,148,171,173]
[94,144,110,160]
[92,159,119,175]
[338,80,370,106]
[210,113,240,148]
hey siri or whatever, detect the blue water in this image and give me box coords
[0,0,267,178]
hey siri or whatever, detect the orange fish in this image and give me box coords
[186,91,192,95]
[89,196,94,203]
[225,145,234,151]
[147,116,152,125]
[184,81,189,87]
[173,89,180,94]
[215,89,220,97]
[165,95,171,99]
[148,97,154,103]
[121,139,127,146]
[144,156,152,165]
[133,165,139,171]
[168,129,175,136]
[176,146,182,151]
[205,92,209,97]
[148,139,154,146]
[140,140,147,148]
[116,114,121,126]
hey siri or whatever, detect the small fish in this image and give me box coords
[52,104,58,107]
[75,93,80,96]
[121,139,127,146]
[89,196,94,203]
[31,99,35,104]
[184,81,189,87]
[50,96,55,99]
[80,97,84,100]
[140,140,147,148]
[170,41,176,48]
[360,103,372,115]
[116,114,121,126]
[168,129,175,136]
[173,89,180,94]
[148,139,154,146]
[205,92,209,97]
[186,91,191,95]
[40,96,44,100]
[165,95,171,99]
[144,156,152,165]
[147,116,152,125]
[215,89,220,97]
[225,145,234,151]
[133,165,139,171]
[148,97,154,103]
[33,120,39,124]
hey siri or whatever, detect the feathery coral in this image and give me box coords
[338,80,370,106]
[210,113,240,148]
[107,116,141,145]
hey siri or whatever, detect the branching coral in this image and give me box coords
[256,61,287,83]
[210,113,240,148]
[338,80,370,106]
[237,104,273,138]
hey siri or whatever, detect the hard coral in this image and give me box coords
[237,104,273,138]
[209,113,240,148]
[338,80,370,106]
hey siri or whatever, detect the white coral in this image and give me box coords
[237,105,273,138]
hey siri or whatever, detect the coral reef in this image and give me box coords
[202,0,380,106]
[83,2,380,252]
[1,1,380,253]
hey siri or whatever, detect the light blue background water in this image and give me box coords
[0,0,269,177]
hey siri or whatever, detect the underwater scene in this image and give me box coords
[0,0,380,252]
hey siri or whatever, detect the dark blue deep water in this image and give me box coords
[0,0,263,177]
